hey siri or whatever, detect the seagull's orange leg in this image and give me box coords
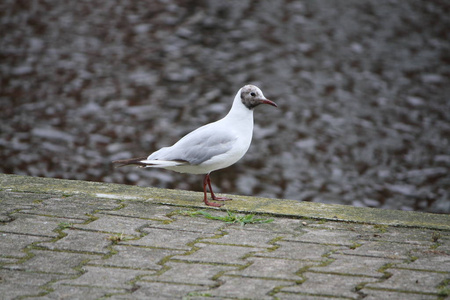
[205,173,232,202]
[202,174,223,207]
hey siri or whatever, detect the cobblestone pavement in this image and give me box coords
[0,175,449,299]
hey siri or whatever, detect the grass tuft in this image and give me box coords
[180,210,274,226]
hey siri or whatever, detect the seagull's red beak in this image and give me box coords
[259,98,278,107]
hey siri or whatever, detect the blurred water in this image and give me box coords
[1,0,449,213]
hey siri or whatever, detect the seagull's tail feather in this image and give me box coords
[112,157,148,168]
[112,157,189,168]
[139,160,189,168]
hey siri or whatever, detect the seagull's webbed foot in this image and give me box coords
[204,198,224,207]
[211,195,232,201]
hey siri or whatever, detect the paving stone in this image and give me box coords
[89,245,184,269]
[440,233,450,242]
[120,281,205,299]
[255,240,345,261]
[307,221,377,233]
[126,228,212,250]
[173,243,267,265]
[0,257,20,264]
[205,276,296,299]
[397,253,450,272]
[0,191,52,206]
[274,292,352,299]
[32,285,125,300]
[0,202,33,216]
[0,232,50,258]
[21,196,120,220]
[359,228,439,246]
[0,213,13,222]
[58,265,155,289]
[286,228,362,246]
[435,238,450,254]
[226,217,305,235]
[100,201,174,220]
[227,257,317,280]
[365,268,449,294]
[311,254,402,277]
[143,215,225,234]
[76,214,150,236]
[39,230,112,254]
[0,269,68,299]
[361,289,438,300]
[151,261,237,285]
[340,240,429,260]
[282,272,379,299]
[0,213,82,237]
[410,242,450,259]
[209,227,283,247]
[7,249,94,274]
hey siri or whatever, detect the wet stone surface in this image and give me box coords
[1,1,449,213]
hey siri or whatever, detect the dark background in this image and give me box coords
[1,0,449,213]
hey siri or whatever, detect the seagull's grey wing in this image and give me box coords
[148,124,237,165]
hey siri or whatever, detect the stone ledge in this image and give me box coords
[1,173,448,230]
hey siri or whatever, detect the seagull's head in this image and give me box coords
[240,85,277,110]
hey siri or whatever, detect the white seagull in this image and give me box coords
[113,85,277,207]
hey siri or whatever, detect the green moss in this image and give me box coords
[406,256,418,263]
[185,292,213,298]
[265,236,285,253]
[378,262,396,279]
[354,282,366,291]
[374,224,388,233]
[349,242,362,250]
[430,243,442,250]
[57,222,75,230]
[437,278,450,298]
[106,232,133,244]
[431,231,441,242]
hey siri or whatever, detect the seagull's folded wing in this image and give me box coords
[147,124,237,165]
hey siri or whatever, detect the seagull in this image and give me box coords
[113,85,277,207]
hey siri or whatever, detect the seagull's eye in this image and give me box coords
[250,92,256,97]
